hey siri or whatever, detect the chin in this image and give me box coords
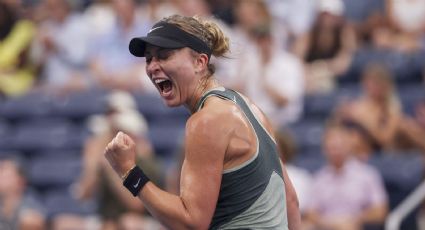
[163,98,182,108]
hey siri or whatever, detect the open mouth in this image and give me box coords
[154,79,173,95]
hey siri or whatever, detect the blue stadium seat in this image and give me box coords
[398,84,425,116]
[286,120,325,155]
[133,93,190,124]
[51,90,108,119]
[292,149,326,173]
[339,48,424,86]
[369,151,424,230]
[11,119,89,152]
[303,92,337,120]
[369,151,424,204]
[28,155,82,189]
[0,120,13,151]
[148,122,185,160]
[0,91,52,121]
[44,188,97,218]
[133,93,168,121]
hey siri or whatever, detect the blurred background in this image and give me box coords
[0,0,424,229]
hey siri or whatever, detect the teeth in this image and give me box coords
[154,79,167,84]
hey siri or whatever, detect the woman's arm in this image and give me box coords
[104,111,229,229]
[281,162,301,230]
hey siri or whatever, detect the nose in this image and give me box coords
[146,58,161,76]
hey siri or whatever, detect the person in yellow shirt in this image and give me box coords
[0,1,36,97]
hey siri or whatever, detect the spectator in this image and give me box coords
[336,63,402,160]
[0,1,36,97]
[398,100,425,152]
[293,0,357,95]
[31,0,91,95]
[0,156,46,230]
[88,0,156,92]
[304,123,388,230]
[233,0,286,51]
[73,91,163,230]
[243,24,305,127]
[264,0,317,47]
[386,0,425,53]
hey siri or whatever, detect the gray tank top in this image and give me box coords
[195,88,288,230]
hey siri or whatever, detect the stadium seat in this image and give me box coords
[11,119,89,152]
[292,149,326,173]
[369,151,424,205]
[398,84,425,116]
[286,120,325,155]
[28,155,82,189]
[148,122,185,160]
[43,188,97,218]
[51,89,108,119]
[0,91,52,121]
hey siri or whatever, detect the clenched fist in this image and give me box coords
[104,131,137,178]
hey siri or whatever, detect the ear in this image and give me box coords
[194,53,209,73]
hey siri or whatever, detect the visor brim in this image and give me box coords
[129,36,186,57]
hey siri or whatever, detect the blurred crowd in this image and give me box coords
[0,0,425,229]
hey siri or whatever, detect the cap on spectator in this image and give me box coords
[106,90,137,113]
[110,111,149,137]
[319,0,344,16]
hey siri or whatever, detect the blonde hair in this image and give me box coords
[362,63,401,111]
[161,15,230,75]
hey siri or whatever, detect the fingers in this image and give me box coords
[103,131,134,157]
[115,131,135,148]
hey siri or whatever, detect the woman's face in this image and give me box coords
[0,160,24,194]
[363,75,390,101]
[145,45,199,107]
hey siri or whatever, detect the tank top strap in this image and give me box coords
[195,88,274,144]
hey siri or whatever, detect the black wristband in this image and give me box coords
[123,166,150,197]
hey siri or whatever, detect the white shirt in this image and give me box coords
[37,13,91,87]
[244,49,305,127]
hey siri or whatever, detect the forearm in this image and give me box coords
[358,205,387,224]
[138,182,202,230]
[400,120,425,152]
[264,84,288,107]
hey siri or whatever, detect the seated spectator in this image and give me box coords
[0,1,36,97]
[275,131,312,216]
[0,156,46,230]
[72,91,163,230]
[304,122,388,230]
[88,0,155,93]
[293,0,357,95]
[31,0,91,95]
[386,0,425,53]
[243,24,305,127]
[398,100,425,152]
[335,63,403,160]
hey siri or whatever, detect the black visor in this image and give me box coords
[129,21,212,58]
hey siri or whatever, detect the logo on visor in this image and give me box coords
[149,26,163,34]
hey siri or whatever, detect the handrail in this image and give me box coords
[386,180,425,230]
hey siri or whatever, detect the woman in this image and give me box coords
[0,1,35,97]
[104,15,300,229]
[293,0,356,95]
[336,63,402,160]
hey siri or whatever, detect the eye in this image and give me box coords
[145,54,152,64]
[157,49,174,60]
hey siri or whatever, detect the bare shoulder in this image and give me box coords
[186,97,237,138]
[182,97,236,164]
[237,93,277,139]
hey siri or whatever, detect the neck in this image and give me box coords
[186,77,220,113]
